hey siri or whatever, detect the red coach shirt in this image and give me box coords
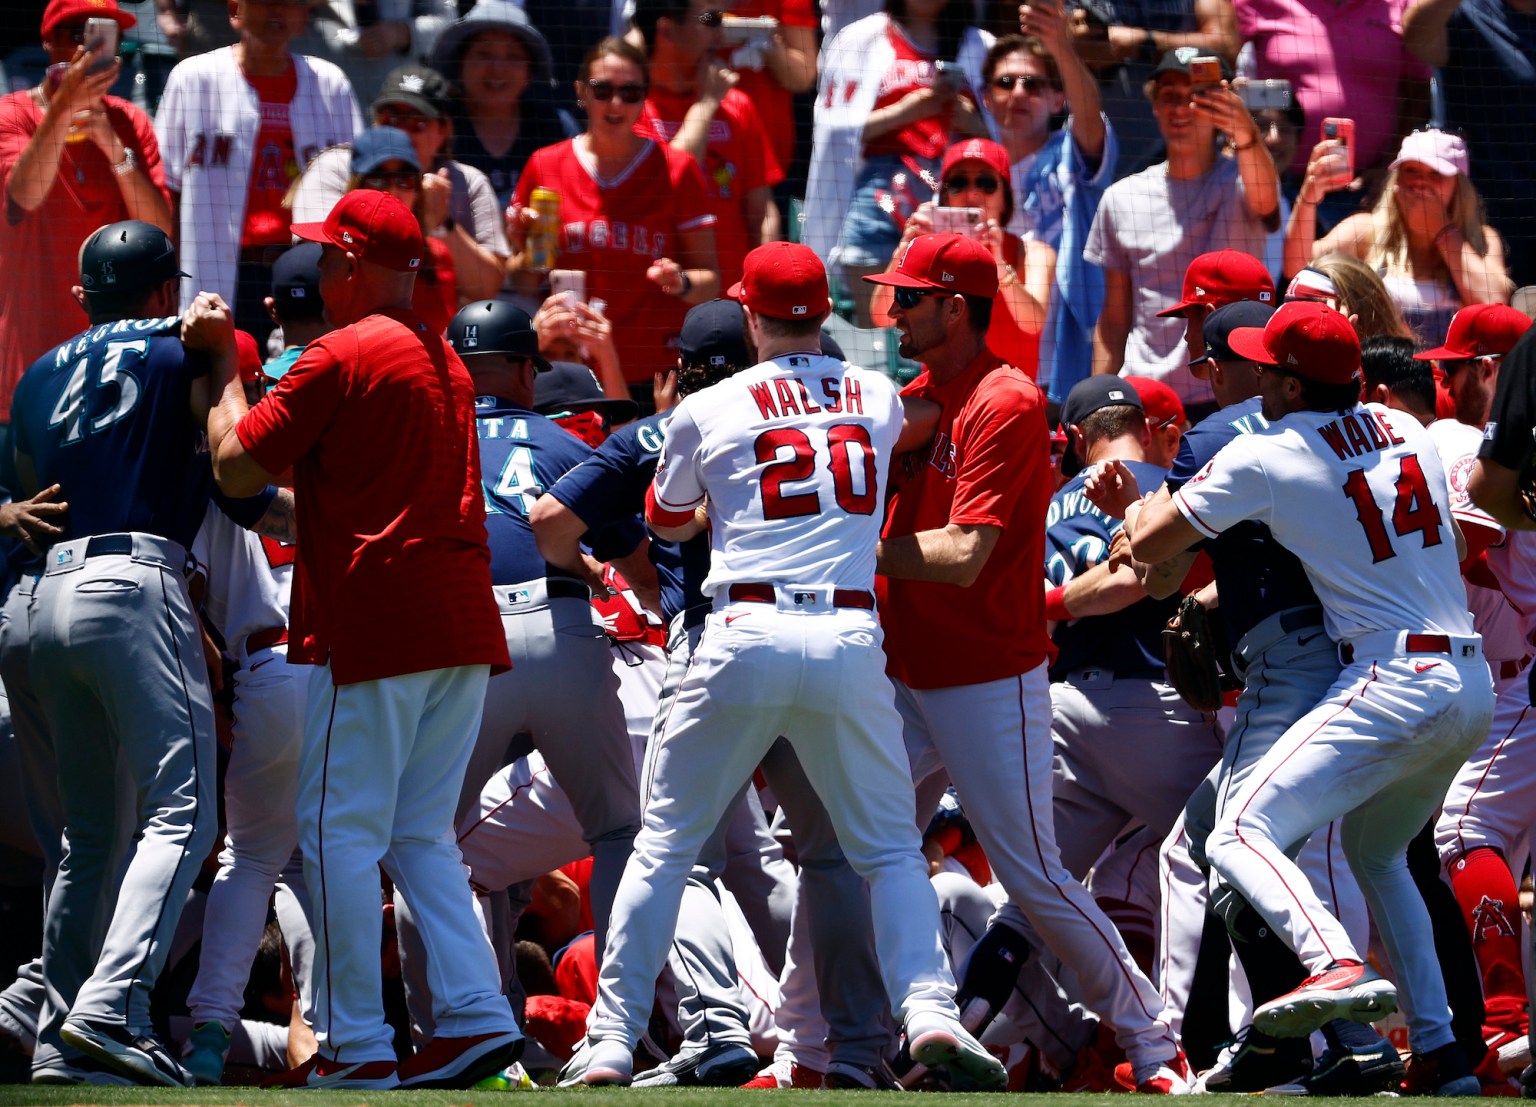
[878,349,1055,689]
[236,308,510,684]
[514,139,715,385]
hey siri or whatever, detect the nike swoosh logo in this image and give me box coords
[1415,661,1440,673]
[309,1063,373,1087]
[1297,632,1323,646]
[725,613,748,625]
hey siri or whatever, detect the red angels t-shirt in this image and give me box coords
[985,234,1040,378]
[513,139,716,385]
[235,308,510,684]
[721,0,818,171]
[639,88,782,290]
[878,349,1055,689]
[241,67,299,248]
[0,92,167,418]
[864,23,966,161]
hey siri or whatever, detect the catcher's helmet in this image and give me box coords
[80,220,186,299]
[448,300,552,371]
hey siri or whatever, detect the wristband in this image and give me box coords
[1231,138,1258,152]
[112,148,137,177]
[675,271,693,297]
[1045,584,1071,622]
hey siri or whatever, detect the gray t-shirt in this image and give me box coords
[1084,155,1268,403]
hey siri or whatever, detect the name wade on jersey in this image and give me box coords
[1316,408,1406,460]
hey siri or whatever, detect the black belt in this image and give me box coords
[1274,608,1325,636]
[85,534,135,558]
[491,577,590,603]
[728,583,876,609]
[681,603,711,631]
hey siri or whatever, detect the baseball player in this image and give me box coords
[867,233,1188,1093]
[1411,306,1536,1076]
[194,190,520,1091]
[568,241,1005,1090]
[534,298,897,1088]
[1098,300,1496,1095]
[10,220,220,1087]
[1045,375,1223,881]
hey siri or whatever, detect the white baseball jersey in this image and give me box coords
[652,353,903,596]
[1428,418,1524,663]
[191,501,293,663]
[1175,402,1474,644]
[1488,530,1536,647]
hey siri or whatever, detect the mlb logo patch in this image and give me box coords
[463,325,479,348]
[56,548,73,565]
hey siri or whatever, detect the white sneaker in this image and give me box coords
[584,1038,634,1086]
[905,1011,1007,1091]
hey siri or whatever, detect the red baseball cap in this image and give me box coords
[1125,375,1186,429]
[940,138,1011,184]
[235,329,264,388]
[291,189,424,274]
[1156,250,1275,318]
[863,233,999,299]
[727,242,830,320]
[42,0,135,36]
[1415,303,1533,361]
[1227,300,1361,385]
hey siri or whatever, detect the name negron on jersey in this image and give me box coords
[747,376,865,421]
[1315,409,1406,462]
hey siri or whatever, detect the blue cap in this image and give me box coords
[350,126,421,177]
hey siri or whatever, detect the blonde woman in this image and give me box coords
[1311,253,1415,342]
[1284,128,1511,345]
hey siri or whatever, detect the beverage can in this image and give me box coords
[527,187,560,273]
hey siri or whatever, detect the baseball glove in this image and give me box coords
[1163,595,1238,713]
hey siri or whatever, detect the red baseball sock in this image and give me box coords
[1448,847,1527,1011]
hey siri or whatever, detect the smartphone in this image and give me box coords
[1239,78,1292,112]
[550,269,587,304]
[930,206,983,237]
[1322,117,1355,178]
[83,17,120,74]
[1189,55,1224,91]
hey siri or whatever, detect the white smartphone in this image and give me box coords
[83,17,120,75]
[931,206,983,237]
[549,269,586,304]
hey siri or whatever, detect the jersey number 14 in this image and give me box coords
[1342,455,1444,563]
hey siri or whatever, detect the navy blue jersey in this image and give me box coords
[1046,459,1175,678]
[477,396,641,585]
[1167,396,1321,644]
[547,412,708,621]
[11,317,213,549]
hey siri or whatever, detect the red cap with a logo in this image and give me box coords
[291,189,424,273]
[1156,249,1275,318]
[1227,300,1361,385]
[727,242,831,320]
[863,233,999,299]
[42,0,135,36]
[1415,303,1533,361]
[940,138,1011,184]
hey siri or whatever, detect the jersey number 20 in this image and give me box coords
[756,424,877,520]
[1342,456,1443,563]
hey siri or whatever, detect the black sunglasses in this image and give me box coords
[944,174,1000,194]
[893,286,946,310]
[1444,353,1502,374]
[991,74,1053,93]
[586,79,647,104]
[361,170,421,190]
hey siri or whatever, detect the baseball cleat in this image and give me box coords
[1399,1043,1482,1097]
[583,1038,634,1086]
[60,1018,192,1087]
[181,1020,231,1087]
[1253,960,1396,1039]
[30,1057,138,1086]
[1114,1048,1193,1094]
[632,1040,758,1087]
[259,1053,401,1089]
[1196,1024,1310,1092]
[1263,1033,1404,1095]
[398,1028,524,1089]
[905,1011,1008,1091]
[741,1057,823,1088]
[823,1058,902,1089]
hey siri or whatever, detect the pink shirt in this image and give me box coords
[1235,0,1430,172]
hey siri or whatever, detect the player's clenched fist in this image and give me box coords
[1082,457,1144,519]
[181,291,236,351]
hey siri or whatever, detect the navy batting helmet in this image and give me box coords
[448,300,552,371]
[80,220,187,300]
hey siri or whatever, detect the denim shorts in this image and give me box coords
[835,154,939,268]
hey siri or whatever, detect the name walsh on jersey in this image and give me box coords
[747,374,866,420]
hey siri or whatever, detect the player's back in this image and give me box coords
[676,354,902,595]
[12,317,210,548]
[1240,402,1474,641]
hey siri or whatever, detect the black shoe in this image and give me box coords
[60,1018,191,1087]
[1266,1033,1405,1096]
[631,1041,758,1087]
[823,1058,902,1089]
[1199,1025,1311,1092]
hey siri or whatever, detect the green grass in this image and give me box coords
[0,1090,1473,1107]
